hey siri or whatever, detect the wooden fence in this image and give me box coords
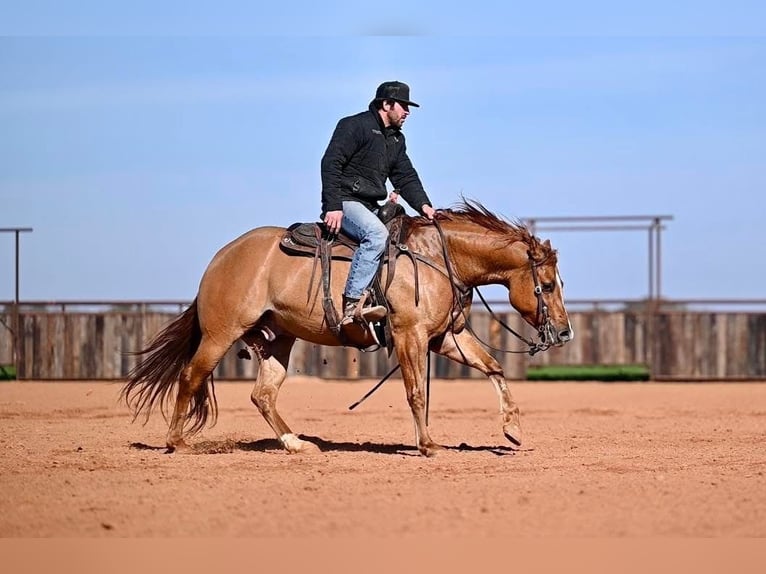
[2,306,764,380]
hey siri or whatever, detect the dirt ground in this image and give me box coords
[1,378,764,537]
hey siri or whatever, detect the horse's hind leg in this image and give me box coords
[166,335,231,452]
[249,335,318,454]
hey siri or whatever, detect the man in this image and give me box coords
[321,81,436,329]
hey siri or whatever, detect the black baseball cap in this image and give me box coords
[373,81,420,107]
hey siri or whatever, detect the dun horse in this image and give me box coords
[122,200,573,456]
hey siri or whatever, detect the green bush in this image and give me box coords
[526,364,650,382]
[0,364,16,381]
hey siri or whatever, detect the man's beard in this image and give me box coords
[387,111,405,129]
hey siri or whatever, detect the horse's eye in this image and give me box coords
[542,282,555,293]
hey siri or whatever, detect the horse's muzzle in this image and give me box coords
[556,328,573,343]
[539,323,574,347]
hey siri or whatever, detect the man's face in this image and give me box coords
[383,100,410,128]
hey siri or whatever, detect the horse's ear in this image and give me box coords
[543,239,551,249]
[527,236,543,259]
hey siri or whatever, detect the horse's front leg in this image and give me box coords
[430,330,522,447]
[395,333,442,457]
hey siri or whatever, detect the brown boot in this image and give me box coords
[340,296,359,326]
[341,295,387,325]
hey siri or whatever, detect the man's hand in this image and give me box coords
[422,204,436,220]
[324,210,343,234]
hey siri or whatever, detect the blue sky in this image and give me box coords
[1,3,765,302]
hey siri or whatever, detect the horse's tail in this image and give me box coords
[121,297,216,434]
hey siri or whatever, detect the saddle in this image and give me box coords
[279,202,413,353]
[279,222,356,260]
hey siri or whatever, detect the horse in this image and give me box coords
[121,200,573,457]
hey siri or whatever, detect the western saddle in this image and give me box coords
[278,201,414,353]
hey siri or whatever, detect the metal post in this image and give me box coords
[1,227,33,379]
[655,218,662,300]
[14,231,19,378]
[646,226,654,303]
[651,218,663,381]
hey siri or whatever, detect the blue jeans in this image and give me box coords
[341,201,388,300]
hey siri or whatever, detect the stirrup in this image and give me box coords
[358,304,387,323]
[339,294,385,352]
[340,303,386,326]
[361,323,383,352]
[342,316,383,353]
[342,292,387,325]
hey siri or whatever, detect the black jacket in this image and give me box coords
[321,104,431,216]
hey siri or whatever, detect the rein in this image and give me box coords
[472,287,550,356]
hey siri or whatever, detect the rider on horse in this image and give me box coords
[321,81,436,329]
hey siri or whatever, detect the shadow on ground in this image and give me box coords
[130,435,522,456]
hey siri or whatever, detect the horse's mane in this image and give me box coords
[441,199,531,241]
[409,199,554,260]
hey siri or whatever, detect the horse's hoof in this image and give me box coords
[292,441,320,455]
[165,440,191,454]
[504,424,523,447]
[281,433,320,454]
[419,443,444,457]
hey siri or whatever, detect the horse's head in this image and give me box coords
[415,199,574,351]
[507,235,573,349]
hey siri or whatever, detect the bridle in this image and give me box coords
[433,219,557,356]
[526,249,558,352]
